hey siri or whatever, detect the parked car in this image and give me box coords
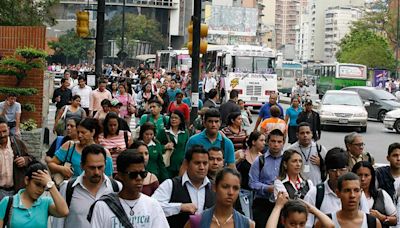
[383,109,400,133]
[316,90,368,132]
[342,86,400,121]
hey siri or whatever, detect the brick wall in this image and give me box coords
[0,26,46,127]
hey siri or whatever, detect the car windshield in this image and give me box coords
[322,93,363,106]
[373,90,397,100]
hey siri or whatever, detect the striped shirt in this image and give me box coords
[98,131,131,172]
[221,126,247,151]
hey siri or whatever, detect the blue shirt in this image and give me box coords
[182,97,203,110]
[185,130,235,164]
[0,189,54,228]
[259,103,284,120]
[55,143,113,177]
[167,88,182,102]
[285,106,303,126]
[249,151,282,199]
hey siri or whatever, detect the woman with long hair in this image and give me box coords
[48,118,114,180]
[274,149,313,200]
[184,168,255,228]
[108,81,119,98]
[156,85,169,114]
[222,112,248,151]
[138,122,168,182]
[236,131,265,190]
[136,83,155,116]
[285,96,302,144]
[0,162,69,227]
[156,110,189,178]
[129,141,159,196]
[116,83,136,124]
[54,95,86,135]
[98,112,133,174]
[352,161,397,227]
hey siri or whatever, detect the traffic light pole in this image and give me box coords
[190,0,201,124]
[95,0,105,78]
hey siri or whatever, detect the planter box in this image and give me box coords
[20,128,44,161]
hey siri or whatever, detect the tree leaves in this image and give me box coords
[48,29,94,60]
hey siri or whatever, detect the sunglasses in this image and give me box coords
[123,171,148,179]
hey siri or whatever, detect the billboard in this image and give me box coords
[373,69,388,88]
[205,5,258,37]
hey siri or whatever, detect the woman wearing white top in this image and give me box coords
[274,149,314,200]
[352,161,397,227]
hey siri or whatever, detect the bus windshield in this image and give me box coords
[233,56,275,73]
[233,56,252,73]
[255,57,274,73]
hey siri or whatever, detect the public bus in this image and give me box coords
[202,45,277,109]
[155,49,191,72]
[276,61,303,96]
[315,63,367,98]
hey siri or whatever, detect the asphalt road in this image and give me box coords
[249,102,399,165]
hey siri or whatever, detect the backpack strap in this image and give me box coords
[110,179,119,192]
[315,183,325,210]
[366,152,373,164]
[3,196,13,228]
[124,131,129,148]
[366,214,377,228]
[316,143,326,182]
[258,155,265,173]
[66,177,78,208]
[220,135,225,154]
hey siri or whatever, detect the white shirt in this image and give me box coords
[90,193,168,228]
[273,175,314,199]
[53,173,122,228]
[203,76,217,93]
[303,181,370,228]
[332,212,368,228]
[152,172,211,217]
[286,142,327,185]
[366,189,396,215]
[72,85,93,108]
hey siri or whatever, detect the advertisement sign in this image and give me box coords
[373,69,388,88]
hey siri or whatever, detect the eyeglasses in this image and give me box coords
[352,143,365,147]
[123,171,148,179]
[328,167,348,174]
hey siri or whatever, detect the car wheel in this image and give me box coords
[394,119,400,133]
[378,110,387,122]
[360,126,367,133]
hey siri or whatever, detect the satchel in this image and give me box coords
[55,106,69,136]
[52,142,74,187]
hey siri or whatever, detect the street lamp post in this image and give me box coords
[396,0,400,79]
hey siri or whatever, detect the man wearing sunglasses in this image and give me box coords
[344,132,375,170]
[89,150,168,227]
[303,147,370,227]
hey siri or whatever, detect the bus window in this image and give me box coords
[254,57,269,73]
[160,53,169,69]
[233,56,252,73]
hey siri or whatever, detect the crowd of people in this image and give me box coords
[0,64,399,228]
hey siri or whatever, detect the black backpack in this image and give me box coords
[3,196,13,228]
[65,177,120,207]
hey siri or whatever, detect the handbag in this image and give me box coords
[55,105,69,135]
[52,142,74,187]
[163,131,174,167]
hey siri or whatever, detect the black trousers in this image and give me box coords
[253,198,275,228]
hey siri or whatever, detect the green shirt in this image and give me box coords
[156,129,189,173]
[146,140,169,182]
[139,114,169,134]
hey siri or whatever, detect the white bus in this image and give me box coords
[155,49,192,72]
[203,45,277,109]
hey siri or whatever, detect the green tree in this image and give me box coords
[336,28,395,69]
[105,14,166,54]
[0,0,59,26]
[48,29,94,62]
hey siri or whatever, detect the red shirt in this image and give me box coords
[168,102,190,121]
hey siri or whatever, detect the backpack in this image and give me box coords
[55,136,65,151]
[3,196,13,228]
[65,177,119,207]
[315,183,325,210]
[316,143,327,182]
[327,213,376,228]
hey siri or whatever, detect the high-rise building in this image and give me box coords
[275,0,301,49]
[304,0,365,62]
[323,6,363,62]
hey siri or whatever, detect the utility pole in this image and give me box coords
[396,0,399,79]
[95,0,105,78]
[121,0,126,66]
[190,0,201,124]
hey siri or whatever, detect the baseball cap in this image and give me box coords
[110,98,122,107]
[304,99,313,105]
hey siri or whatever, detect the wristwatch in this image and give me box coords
[46,181,55,190]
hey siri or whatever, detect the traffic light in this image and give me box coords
[76,11,90,38]
[187,21,208,56]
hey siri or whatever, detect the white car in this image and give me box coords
[383,109,400,133]
[317,90,369,132]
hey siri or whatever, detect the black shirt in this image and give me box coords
[52,87,72,109]
[219,100,241,128]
